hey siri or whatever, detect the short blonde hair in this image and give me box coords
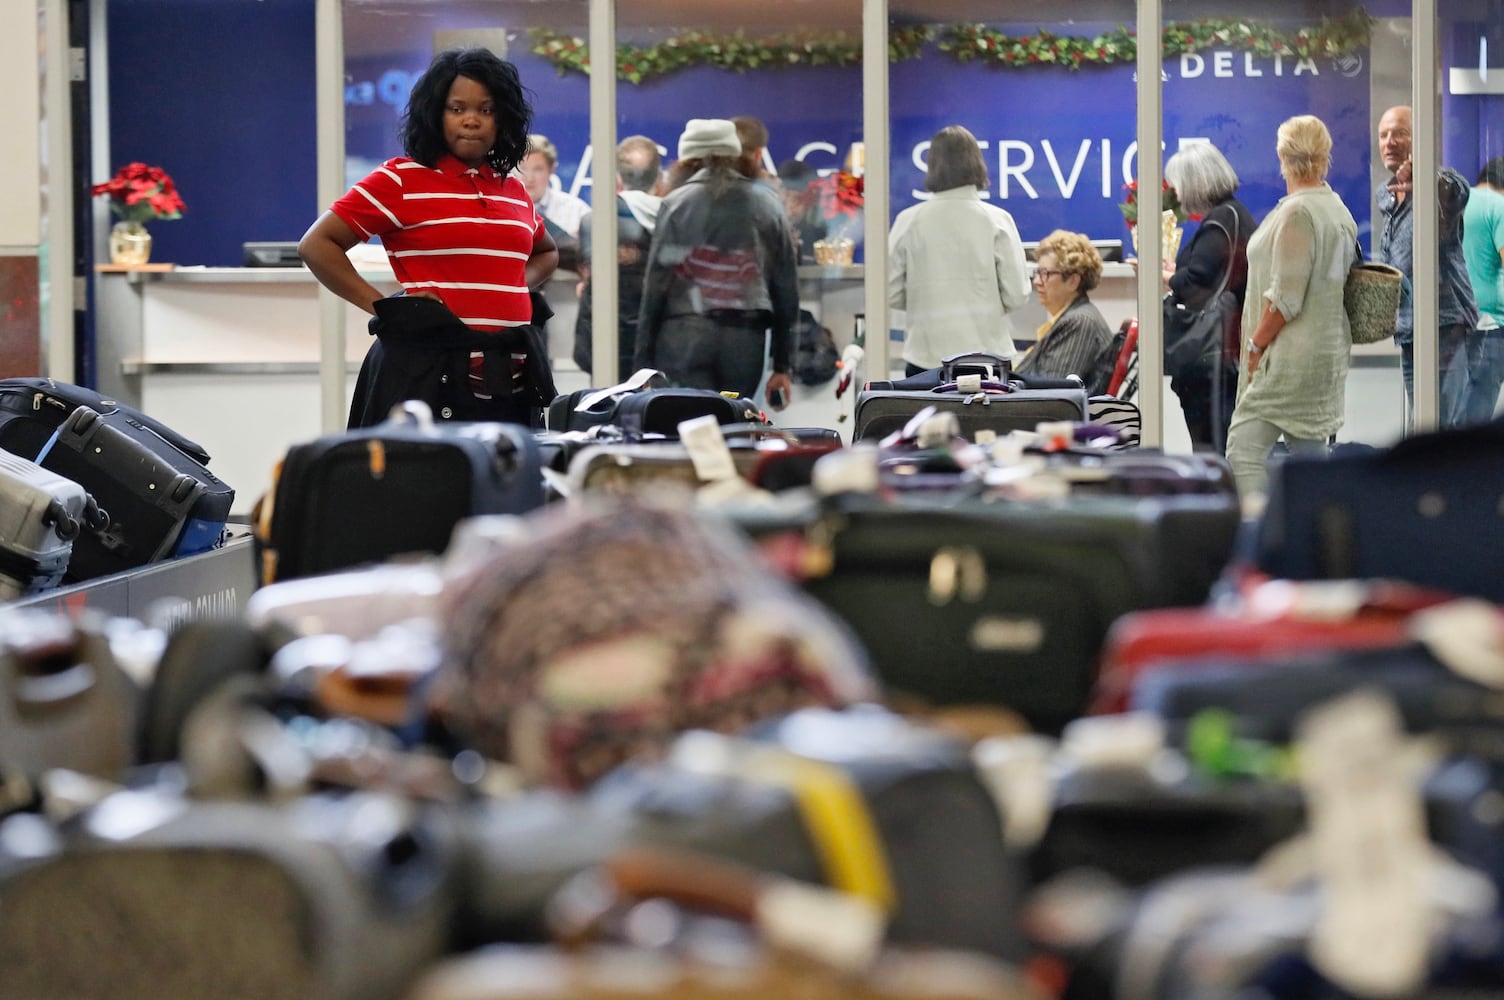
[527,134,558,167]
[1037,230,1103,292]
[1276,115,1332,183]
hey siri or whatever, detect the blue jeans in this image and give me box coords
[1398,323,1470,429]
[1457,327,1504,425]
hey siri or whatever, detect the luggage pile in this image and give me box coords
[0,378,235,595]
[8,363,1504,998]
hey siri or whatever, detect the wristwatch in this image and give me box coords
[1246,338,1265,356]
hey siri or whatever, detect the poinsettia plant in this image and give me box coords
[92,162,186,224]
[1119,178,1186,227]
[814,170,864,237]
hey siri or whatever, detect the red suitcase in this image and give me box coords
[1089,577,1452,715]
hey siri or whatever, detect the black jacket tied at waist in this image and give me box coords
[347,294,557,429]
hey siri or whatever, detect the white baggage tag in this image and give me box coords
[1409,599,1504,689]
[574,368,669,412]
[811,444,880,496]
[973,734,1055,850]
[915,411,959,449]
[679,414,738,482]
[1297,690,1429,998]
[757,881,885,975]
[955,373,983,394]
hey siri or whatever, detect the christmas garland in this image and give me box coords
[941,7,1372,70]
[527,26,930,83]
[527,8,1371,82]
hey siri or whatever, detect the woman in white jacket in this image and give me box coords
[889,125,1032,375]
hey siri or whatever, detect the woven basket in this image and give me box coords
[1344,261,1404,345]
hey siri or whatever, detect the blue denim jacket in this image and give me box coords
[1376,167,1481,343]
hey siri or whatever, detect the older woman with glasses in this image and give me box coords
[1012,229,1115,392]
[1225,114,1358,499]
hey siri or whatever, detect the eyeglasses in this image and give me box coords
[1030,268,1066,283]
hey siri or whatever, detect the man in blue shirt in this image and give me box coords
[1459,157,1504,423]
[1374,105,1480,428]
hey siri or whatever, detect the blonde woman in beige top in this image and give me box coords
[1226,114,1358,499]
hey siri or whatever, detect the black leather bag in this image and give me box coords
[1163,217,1239,378]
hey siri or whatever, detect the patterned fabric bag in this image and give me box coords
[431,495,876,789]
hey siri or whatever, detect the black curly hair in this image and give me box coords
[399,48,532,173]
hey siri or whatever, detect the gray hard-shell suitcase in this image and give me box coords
[853,384,1088,443]
[0,449,106,598]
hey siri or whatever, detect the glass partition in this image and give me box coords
[1437,0,1504,429]
[888,1,1140,410]
[1158,0,1387,471]
[608,0,865,422]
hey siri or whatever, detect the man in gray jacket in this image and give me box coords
[635,119,797,410]
[1374,105,1480,427]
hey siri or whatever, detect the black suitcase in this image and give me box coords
[0,377,213,466]
[854,383,1088,443]
[1,404,234,581]
[1257,424,1504,602]
[1130,645,1504,755]
[738,493,1241,732]
[0,449,106,597]
[260,401,544,583]
[1006,448,1237,499]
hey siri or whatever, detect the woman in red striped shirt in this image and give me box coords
[300,48,558,427]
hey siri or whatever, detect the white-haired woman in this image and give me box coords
[1164,142,1257,451]
[1225,115,1358,499]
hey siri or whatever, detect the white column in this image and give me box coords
[588,0,619,385]
[862,0,889,378]
[1135,0,1165,447]
[315,0,346,432]
[1410,0,1439,432]
[42,0,75,380]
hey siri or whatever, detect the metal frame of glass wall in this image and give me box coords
[312,0,1447,440]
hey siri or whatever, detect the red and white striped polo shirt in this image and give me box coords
[331,154,543,330]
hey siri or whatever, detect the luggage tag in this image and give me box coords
[811,445,880,497]
[678,414,739,483]
[1408,598,1504,689]
[972,734,1055,851]
[757,879,887,975]
[1297,690,1430,998]
[574,368,669,413]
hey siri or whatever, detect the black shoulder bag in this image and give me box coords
[1163,212,1240,378]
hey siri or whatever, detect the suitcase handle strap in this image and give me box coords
[931,379,1012,394]
[32,426,63,465]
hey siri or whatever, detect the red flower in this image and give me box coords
[93,162,186,224]
[811,170,864,239]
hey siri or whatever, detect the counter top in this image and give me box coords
[106,263,871,284]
